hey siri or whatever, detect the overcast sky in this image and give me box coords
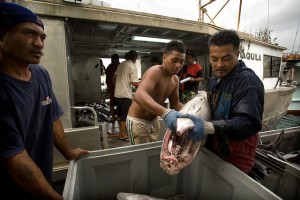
[102,0,300,53]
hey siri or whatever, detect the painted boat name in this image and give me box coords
[240,52,261,61]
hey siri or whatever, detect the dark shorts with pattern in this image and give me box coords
[116,98,132,121]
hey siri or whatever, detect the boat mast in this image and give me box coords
[237,0,242,31]
[292,20,300,53]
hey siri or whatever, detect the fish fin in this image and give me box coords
[273,129,284,148]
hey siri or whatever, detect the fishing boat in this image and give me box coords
[12,0,297,193]
[282,52,300,116]
[13,0,295,130]
[253,126,300,200]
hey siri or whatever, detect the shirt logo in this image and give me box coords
[41,96,52,106]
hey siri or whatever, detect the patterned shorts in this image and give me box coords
[126,115,160,145]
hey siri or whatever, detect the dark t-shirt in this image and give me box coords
[0,64,63,198]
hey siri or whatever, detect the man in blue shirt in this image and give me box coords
[0,2,89,199]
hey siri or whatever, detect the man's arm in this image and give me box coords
[186,82,264,141]
[131,81,139,88]
[112,74,117,85]
[190,77,205,82]
[133,67,185,131]
[133,69,168,117]
[168,75,183,111]
[53,119,89,160]
[4,150,63,199]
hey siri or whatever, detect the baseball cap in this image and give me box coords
[0,2,44,30]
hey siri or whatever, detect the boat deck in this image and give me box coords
[106,114,300,149]
[276,114,300,129]
[107,133,131,149]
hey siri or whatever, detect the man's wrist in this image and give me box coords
[204,121,215,134]
[161,109,171,119]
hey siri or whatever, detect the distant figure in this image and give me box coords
[180,51,205,103]
[105,54,120,131]
[0,3,89,199]
[177,63,188,102]
[95,58,106,76]
[150,56,162,66]
[99,58,105,76]
[114,50,139,141]
[127,40,186,145]
[98,58,106,102]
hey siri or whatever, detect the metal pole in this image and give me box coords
[237,0,242,31]
[71,106,98,126]
[209,0,230,24]
[198,0,202,22]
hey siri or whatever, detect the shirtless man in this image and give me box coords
[127,40,186,145]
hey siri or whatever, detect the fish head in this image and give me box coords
[160,128,206,175]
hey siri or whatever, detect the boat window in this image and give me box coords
[263,55,281,78]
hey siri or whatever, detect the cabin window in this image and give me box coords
[263,55,281,78]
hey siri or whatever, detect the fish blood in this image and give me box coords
[160,91,212,175]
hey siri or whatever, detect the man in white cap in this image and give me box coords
[0,2,89,199]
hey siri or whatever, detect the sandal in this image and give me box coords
[118,137,129,141]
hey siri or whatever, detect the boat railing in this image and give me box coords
[71,106,98,127]
[282,52,300,61]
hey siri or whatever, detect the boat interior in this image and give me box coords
[65,17,211,58]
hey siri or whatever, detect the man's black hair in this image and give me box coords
[163,40,186,55]
[208,29,241,51]
[186,50,195,57]
[150,56,161,64]
[111,53,119,60]
[127,50,138,60]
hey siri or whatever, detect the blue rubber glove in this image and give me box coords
[163,109,184,132]
[185,114,206,141]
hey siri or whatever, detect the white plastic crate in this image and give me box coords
[63,142,281,200]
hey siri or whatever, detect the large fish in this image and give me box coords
[117,192,164,200]
[257,129,287,161]
[160,91,213,175]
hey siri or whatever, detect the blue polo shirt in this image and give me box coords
[0,64,63,198]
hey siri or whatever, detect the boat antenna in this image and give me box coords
[267,0,269,29]
[249,0,257,34]
[292,20,300,53]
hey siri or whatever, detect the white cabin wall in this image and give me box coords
[72,56,101,103]
[136,58,142,79]
[239,41,283,89]
[140,54,162,76]
[40,18,72,129]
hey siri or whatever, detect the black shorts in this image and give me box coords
[116,98,132,121]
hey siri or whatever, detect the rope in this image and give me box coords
[249,0,257,34]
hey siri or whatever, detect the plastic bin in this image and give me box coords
[63,142,281,200]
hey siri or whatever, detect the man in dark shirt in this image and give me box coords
[186,30,264,174]
[0,3,89,199]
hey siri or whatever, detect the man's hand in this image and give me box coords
[185,114,206,141]
[71,148,90,160]
[163,109,184,132]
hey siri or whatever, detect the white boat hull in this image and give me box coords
[262,86,296,131]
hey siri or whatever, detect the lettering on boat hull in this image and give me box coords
[240,52,261,61]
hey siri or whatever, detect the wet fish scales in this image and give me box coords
[117,192,164,200]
